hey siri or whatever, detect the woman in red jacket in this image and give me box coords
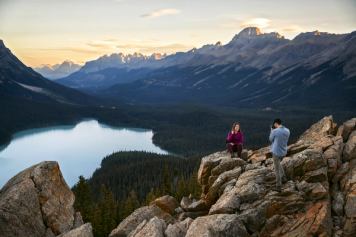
[226,122,244,158]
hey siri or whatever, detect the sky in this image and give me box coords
[0,0,355,67]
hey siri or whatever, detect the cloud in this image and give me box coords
[282,24,304,32]
[141,8,180,19]
[221,17,271,30]
[240,18,271,29]
[115,43,193,54]
[35,47,98,54]
[86,41,116,50]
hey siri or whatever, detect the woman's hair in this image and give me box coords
[231,122,241,132]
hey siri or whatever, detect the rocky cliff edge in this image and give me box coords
[0,161,93,237]
[109,116,356,237]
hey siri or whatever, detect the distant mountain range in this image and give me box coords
[0,40,95,106]
[34,60,81,79]
[56,27,356,109]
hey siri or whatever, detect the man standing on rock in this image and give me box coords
[269,118,290,192]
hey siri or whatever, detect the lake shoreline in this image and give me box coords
[0,119,169,188]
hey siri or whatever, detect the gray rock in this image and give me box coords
[165,217,193,237]
[205,167,242,204]
[109,205,173,237]
[234,167,271,203]
[209,188,240,214]
[129,217,166,237]
[237,206,267,233]
[150,195,179,215]
[183,199,209,212]
[343,130,356,161]
[57,223,93,237]
[337,118,356,142]
[332,191,345,216]
[185,214,249,237]
[180,196,193,210]
[73,212,84,228]
[177,211,208,221]
[0,161,76,237]
[296,181,328,200]
[197,152,226,187]
[298,115,336,145]
[211,158,246,176]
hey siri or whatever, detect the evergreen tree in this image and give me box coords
[73,176,94,222]
[145,188,157,205]
[162,162,172,195]
[96,185,118,237]
[175,175,187,201]
[121,190,140,219]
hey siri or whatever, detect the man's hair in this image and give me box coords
[273,118,282,125]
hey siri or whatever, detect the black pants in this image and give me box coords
[227,143,242,157]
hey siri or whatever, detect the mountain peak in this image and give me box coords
[230,27,285,43]
[0,39,5,48]
[293,30,336,41]
[236,27,262,38]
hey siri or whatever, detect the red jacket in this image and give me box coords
[226,131,244,145]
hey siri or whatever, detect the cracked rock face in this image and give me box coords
[108,116,356,237]
[0,161,93,237]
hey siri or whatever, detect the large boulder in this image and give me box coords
[57,223,93,237]
[337,118,356,142]
[343,130,356,161]
[197,152,225,187]
[129,217,166,237]
[260,201,331,237]
[298,115,336,145]
[341,159,356,237]
[0,161,89,237]
[109,205,173,237]
[209,188,240,214]
[185,214,249,237]
[165,217,193,237]
[150,195,179,215]
[205,167,242,204]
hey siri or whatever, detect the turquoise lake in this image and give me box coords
[0,120,168,187]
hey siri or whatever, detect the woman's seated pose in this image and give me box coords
[226,122,244,158]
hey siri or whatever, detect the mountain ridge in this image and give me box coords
[0,39,97,106]
[34,60,82,80]
[55,27,356,110]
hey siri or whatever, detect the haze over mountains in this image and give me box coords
[56,27,356,109]
[1,27,355,110]
[34,60,81,80]
[0,40,95,106]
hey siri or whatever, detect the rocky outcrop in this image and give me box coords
[109,116,356,237]
[0,161,93,237]
[109,205,174,237]
[150,195,179,215]
[57,223,93,237]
